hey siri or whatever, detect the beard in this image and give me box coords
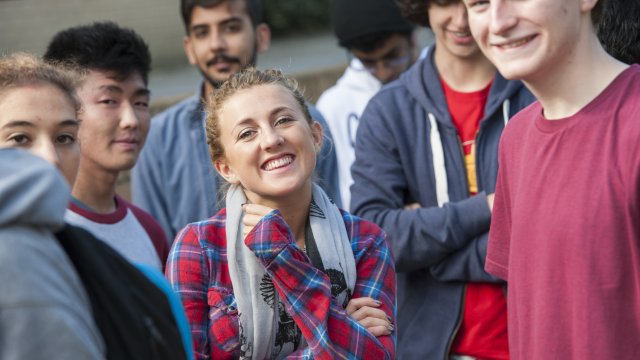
[199,45,258,90]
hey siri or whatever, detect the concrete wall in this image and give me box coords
[0,0,186,68]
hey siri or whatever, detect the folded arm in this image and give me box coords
[245,211,395,360]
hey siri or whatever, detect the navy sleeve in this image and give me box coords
[308,103,342,208]
[351,95,492,273]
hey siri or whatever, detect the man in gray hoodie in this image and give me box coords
[0,148,105,359]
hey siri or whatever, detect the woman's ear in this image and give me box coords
[311,121,324,153]
[215,159,240,185]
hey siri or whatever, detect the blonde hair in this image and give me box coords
[205,67,312,164]
[0,52,81,112]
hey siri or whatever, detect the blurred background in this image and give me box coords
[0,0,433,198]
[0,0,433,105]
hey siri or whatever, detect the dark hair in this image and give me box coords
[343,31,413,53]
[180,0,263,33]
[394,0,460,28]
[43,21,152,85]
[331,0,413,49]
[591,0,607,27]
[0,52,81,113]
[597,0,639,64]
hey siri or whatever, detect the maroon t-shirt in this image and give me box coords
[488,65,640,359]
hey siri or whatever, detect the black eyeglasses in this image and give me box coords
[347,48,412,74]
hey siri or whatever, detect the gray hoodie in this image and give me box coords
[0,148,104,359]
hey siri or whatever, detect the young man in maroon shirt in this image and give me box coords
[465,0,640,358]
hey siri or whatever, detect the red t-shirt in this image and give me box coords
[487,65,640,359]
[441,78,509,360]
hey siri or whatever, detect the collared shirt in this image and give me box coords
[166,209,395,359]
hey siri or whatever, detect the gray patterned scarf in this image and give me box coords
[225,183,356,359]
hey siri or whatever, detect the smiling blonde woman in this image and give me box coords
[166,68,396,360]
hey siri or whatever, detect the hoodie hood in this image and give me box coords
[0,148,70,230]
[400,45,527,126]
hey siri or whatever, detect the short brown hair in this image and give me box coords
[205,67,312,164]
[0,52,81,112]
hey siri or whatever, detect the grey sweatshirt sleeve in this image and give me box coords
[351,100,492,273]
[0,150,104,358]
[0,230,105,360]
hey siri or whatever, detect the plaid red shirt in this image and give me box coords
[166,208,396,359]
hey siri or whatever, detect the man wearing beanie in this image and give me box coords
[317,0,416,209]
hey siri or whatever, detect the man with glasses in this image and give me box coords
[317,0,416,209]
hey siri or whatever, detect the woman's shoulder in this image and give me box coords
[340,209,392,266]
[175,208,228,247]
[186,208,228,228]
[340,209,387,241]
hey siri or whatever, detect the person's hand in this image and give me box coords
[404,202,421,210]
[346,297,393,337]
[242,203,275,238]
[487,193,495,212]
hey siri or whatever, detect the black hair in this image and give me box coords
[331,0,413,49]
[395,0,460,28]
[591,0,607,28]
[597,0,639,64]
[344,30,413,53]
[43,21,151,85]
[180,0,263,34]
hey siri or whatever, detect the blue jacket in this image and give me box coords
[132,86,341,242]
[351,47,535,359]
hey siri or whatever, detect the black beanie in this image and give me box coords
[330,0,414,47]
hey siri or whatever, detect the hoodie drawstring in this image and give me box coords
[429,99,509,207]
[502,99,511,127]
[428,112,449,207]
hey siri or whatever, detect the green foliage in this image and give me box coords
[263,0,330,37]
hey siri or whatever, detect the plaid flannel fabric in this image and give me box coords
[166,208,396,359]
